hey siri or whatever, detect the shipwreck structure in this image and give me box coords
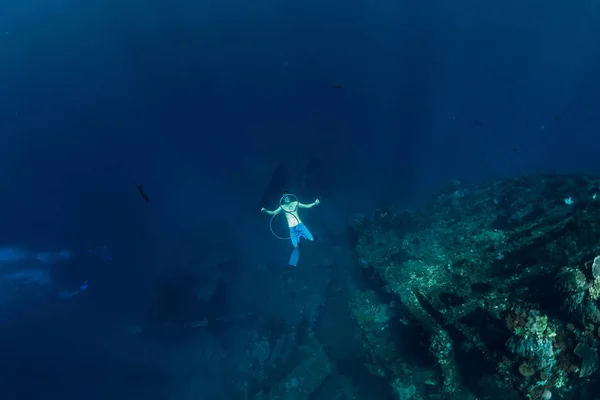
[352,174,600,399]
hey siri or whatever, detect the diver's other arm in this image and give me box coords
[298,199,320,208]
[261,207,282,215]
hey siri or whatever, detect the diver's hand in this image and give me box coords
[314,199,320,205]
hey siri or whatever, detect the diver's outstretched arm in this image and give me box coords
[261,207,282,215]
[298,199,320,209]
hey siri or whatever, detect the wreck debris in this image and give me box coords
[351,174,600,399]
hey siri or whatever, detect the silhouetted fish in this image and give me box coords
[137,185,150,203]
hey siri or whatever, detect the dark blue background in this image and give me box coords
[0,0,598,398]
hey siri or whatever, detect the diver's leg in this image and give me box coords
[289,224,314,267]
[290,226,300,247]
[289,226,301,267]
[299,223,314,241]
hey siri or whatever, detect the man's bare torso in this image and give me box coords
[281,201,301,227]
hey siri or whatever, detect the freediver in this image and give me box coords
[261,191,320,266]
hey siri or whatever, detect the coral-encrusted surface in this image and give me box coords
[352,174,600,399]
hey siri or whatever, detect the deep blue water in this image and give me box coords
[0,0,599,399]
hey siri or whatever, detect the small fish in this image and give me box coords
[137,185,150,203]
[80,280,89,291]
[330,84,342,89]
[473,120,484,127]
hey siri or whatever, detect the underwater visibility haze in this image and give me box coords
[0,0,600,399]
